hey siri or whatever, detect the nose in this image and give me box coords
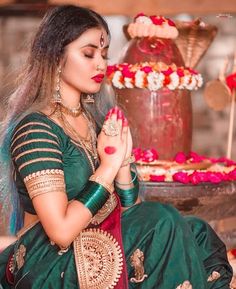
[96,64,104,71]
[96,55,107,72]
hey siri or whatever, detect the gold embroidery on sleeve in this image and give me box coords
[73,228,123,289]
[12,122,51,140]
[24,169,65,199]
[15,148,62,161]
[130,249,148,283]
[207,271,221,282]
[11,129,59,148]
[19,158,62,171]
[12,138,59,155]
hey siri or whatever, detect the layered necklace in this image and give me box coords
[59,102,82,117]
[54,102,98,173]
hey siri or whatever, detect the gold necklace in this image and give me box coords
[59,102,82,117]
[56,107,98,172]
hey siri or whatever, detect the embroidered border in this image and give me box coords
[91,193,118,225]
[73,228,123,289]
[24,169,65,199]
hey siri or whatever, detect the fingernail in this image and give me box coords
[105,110,112,119]
[111,107,117,114]
[117,110,123,119]
[123,117,128,126]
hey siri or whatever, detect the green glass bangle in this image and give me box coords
[115,172,139,207]
[114,170,138,186]
[75,181,110,216]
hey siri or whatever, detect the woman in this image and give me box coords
[0,5,232,289]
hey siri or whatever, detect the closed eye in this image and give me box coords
[102,55,109,60]
[84,54,94,59]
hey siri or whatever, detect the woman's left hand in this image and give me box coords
[125,126,133,161]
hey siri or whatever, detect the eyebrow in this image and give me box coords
[81,44,109,49]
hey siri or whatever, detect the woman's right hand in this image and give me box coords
[97,107,128,173]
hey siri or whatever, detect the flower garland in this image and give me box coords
[128,13,179,39]
[133,148,236,184]
[107,62,203,91]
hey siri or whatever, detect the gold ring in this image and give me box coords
[102,119,120,137]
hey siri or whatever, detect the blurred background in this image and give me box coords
[0,0,236,159]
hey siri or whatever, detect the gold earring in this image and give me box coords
[83,94,95,104]
[53,67,62,103]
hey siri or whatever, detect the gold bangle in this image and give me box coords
[121,155,135,167]
[89,175,114,194]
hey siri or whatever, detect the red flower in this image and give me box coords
[119,63,130,70]
[189,171,201,185]
[164,75,171,86]
[188,68,198,75]
[167,18,176,27]
[106,65,117,76]
[134,13,146,20]
[150,16,165,25]
[142,148,158,162]
[132,148,143,161]
[226,72,236,92]
[188,151,205,163]
[140,66,153,73]
[227,169,236,181]
[215,157,236,166]
[177,68,184,77]
[150,174,165,182]
[123,70,135,78]
[206,172,223,183]
[162,67,173,76]
[196,172,209,182]
[174,152,187,164]
[173,172,189,184]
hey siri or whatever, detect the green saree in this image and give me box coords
[0,112,232,289]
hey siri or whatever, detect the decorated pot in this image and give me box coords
[114,37,192,160]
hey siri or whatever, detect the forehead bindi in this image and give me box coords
[73,28,109,50]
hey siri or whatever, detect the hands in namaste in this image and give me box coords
[97,106,133,171]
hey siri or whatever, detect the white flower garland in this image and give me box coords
[107,62,203,91]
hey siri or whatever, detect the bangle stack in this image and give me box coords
[75,175,113,216]
[89,175,114,194]
[115,170,139,207]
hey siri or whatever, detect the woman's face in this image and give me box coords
[61,27,109,95]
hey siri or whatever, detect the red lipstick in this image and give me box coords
[91,74,105,83]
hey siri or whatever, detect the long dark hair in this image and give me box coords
[0,5,115,234]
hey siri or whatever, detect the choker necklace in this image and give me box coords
[59,102,82,117]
